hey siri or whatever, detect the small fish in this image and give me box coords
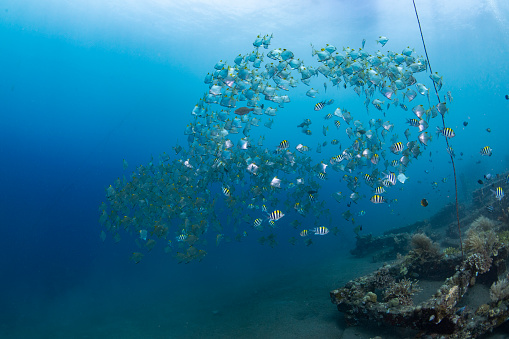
[478,179,484,185]
[436,127,455,138]
[390,141,404,154]
[262,205,268,213]
[270,176,281,188]
[222,185,231,197]
[407,118,420,127]
[334,120,341,129]
[463,121,468,127]
[300,230,309,237]
[253,218,263,228]
[297,119,312,128]
[492,187,504,201]
[480,146,492,156]
[376,36,389,47]
[506,94,509,100]
[447,91,453,102]
[370,194,386,204]
[374,186,385,194]
[486,128,491,133]
[176,234,188,242]
[364,173,373,184]
[446,146,455,157]
[421,198,428,207]
[383,172,397,186]
[277,140,289,151]
[358,210,366,216]
[317,172,327,180]
[268,210,285,221]
[234,107,254,115]
[314,101,327,111]
[312,226,329,235]
[486,205,494,213]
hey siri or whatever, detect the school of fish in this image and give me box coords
[97,34,473,263]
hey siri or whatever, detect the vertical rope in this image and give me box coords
[412,0,464,259]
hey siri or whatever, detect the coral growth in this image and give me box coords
[372,266,395,289]
[465,252,493,275]
[464,218,499,267]
[470,216,496,233]
[443,247,460,257]
[383,278,422,306]
[490,278,509,301]
[411,233,440,255]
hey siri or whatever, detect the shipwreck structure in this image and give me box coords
[331,174,509,337]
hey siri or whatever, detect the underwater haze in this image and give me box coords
[2,0,509,338]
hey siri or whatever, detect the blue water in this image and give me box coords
[2,1,509,337]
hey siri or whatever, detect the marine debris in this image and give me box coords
[331,185,509,338]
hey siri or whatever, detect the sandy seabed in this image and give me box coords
[4,251,509,339]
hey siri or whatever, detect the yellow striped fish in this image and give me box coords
[222,185,231,197]
[312,226,329,235]
[480,146,492,156]
[492,187,504,201]
[370,195,386,204]
[268,210,285,221]
[436,127,455,138]
[390,141,404,154]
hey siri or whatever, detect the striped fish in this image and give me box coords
[480,146,492,156]
[300,230,309,237]
[390,141,404,154]
[374,186,386,194]
[486,205,494,213]
[312,226,329,235]
[176,234,188,242]
[492,187,504,201]
[371,154,380,165]
[253,218,263,228]
[364,173,373,184]
[383,172,397,186]
[268,210,285,221]
[262,205,268,213]
[446,146,455,157]
[268,219,276,227]
[277,140,289,151]
[370,194,386,204]
[317,172,327,180]
[331,139,339,145]
[406,118,420,127]
[309,194,316,203]
[436,126,455,138]
[334,120,341,129]
[314,101,326,111]
[222,185,231,197]
[324,113,333,120]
